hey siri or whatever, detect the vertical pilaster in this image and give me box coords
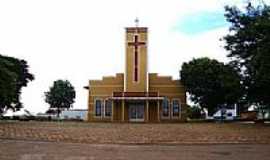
[111,101,114,122]
[157,101,160,122]
[122,100,125,122]
[146,100,149,122]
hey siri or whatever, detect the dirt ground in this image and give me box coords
[1,139,270,160]
[0,121,270,144]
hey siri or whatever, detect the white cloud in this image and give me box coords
[0,0,246,114]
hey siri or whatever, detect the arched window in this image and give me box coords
[172,99,180,117]
[95,99,102,117]
[105,100,112,117]
[162,98,170,117]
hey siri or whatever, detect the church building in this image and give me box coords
[85,24,187,122]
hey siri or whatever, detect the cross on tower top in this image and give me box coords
[128,34,145,82]
[135,18,139,28]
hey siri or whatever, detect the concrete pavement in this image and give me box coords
[1,139,270,160]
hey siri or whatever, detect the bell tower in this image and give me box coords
[124,19,148,92]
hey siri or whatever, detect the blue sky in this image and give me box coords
[175,11,228,35]
[174,0,270,35]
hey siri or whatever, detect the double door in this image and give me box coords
[129,103,144,122]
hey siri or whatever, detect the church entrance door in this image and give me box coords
[129,102,144,122]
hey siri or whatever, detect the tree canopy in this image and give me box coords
[45,80,76,117]
[180,57,242,115]
[0,54,34,115]
[223,2,270,109]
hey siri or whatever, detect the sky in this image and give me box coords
[0,0,269,115]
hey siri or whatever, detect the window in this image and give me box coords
[162,98,170,117]
[105,100,112,117]
[172,100,180,117]
[95,99,102,117]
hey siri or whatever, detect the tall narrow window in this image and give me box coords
[134,67,138,82]
[134,35,138,82]
[172,100,180,117]
[105,100,112,117]
[162,98,170,117]
[95,99,102,117]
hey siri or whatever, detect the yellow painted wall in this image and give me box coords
[88,73,124,122]
[87,27,187,122]
[87,73,187,122]
[125,27,148,92]
[149,73,187,122]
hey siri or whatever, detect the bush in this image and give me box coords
[187,106,205,119]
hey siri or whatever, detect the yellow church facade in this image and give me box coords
[86,26,187,122]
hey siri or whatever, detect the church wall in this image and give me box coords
[87,72,187,122]
[124,102,129,122]
[87,73,124,122]
[149,73,187,122]
[86,26,187,123]
[149,101,158,122]
[125,28,148,92]
[113,101,122,122]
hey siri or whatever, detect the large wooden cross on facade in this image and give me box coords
[128,34,145,82]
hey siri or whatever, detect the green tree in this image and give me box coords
[187,105,205,119]
[223,2,270,118]
[45,80,76,117]
[180,57,242,115]
[0,54,34,115]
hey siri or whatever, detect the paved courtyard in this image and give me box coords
[0,121,270,144]
[1,139,270,160]
[1,121,270,159]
